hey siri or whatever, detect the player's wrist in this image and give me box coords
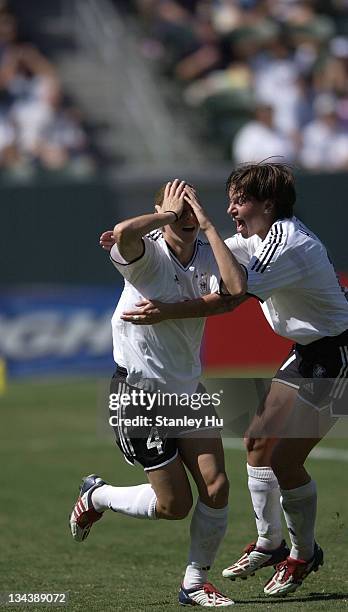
[164,210,179,223]
[201,220,215,234]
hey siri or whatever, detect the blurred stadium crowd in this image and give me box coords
[132,0,348,169]
[0,0,95,178]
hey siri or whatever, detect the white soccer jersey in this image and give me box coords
[225,216,348,345]
[110,231,220,393]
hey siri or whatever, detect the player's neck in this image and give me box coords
[257,217,277,240]
[165,237,196,266]
[257,225,272,240]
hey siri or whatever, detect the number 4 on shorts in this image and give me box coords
[146,427,164,455]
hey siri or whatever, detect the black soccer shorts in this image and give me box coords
[273,329,348,417]
[109,366,221,471]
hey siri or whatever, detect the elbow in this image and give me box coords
[225,277,247,299]
[230,287,246,299]
[113,223,128,246]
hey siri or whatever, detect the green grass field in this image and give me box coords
[1,378,347,611]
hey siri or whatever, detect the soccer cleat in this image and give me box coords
[222,540,290,580]
[69,474,107,542]
[178,583,235,607]
[263,542,324,597]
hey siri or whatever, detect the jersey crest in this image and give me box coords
[199,272,208,294]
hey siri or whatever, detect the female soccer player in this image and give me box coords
[69,179,244,607]
[122,163,348,597]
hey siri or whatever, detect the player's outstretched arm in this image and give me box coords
[113,179,185,262]
[121,292,250,324]
[184,186,247,297]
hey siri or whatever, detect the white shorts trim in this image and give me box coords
[272,377,300,390]
[279,353,296,371]
[143,448,179,472]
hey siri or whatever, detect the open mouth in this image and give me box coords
[182,226,196,232]
[233,218,246,233]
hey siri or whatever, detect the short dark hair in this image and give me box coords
[226,162,296,219]
[154,180,193,209]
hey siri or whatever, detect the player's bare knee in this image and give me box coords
[156,494,193,520]
[246,439,268,463]
[246,437,277,467]
[244,436,253,451]
[206,473,229,507]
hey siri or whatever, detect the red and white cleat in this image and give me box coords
[69,474,107,542]
[179,582,235,607]
[222,540,289,580]
[263,543,324,597]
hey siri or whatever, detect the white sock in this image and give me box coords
[247,464,283,551]
[280,479,317,561]
[92,483,157,519]
[183,500,228,589]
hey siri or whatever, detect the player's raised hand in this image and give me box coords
[121,299,169,325]
[161,179,186,221]
[99,230,115,251]
[184,185,213,232]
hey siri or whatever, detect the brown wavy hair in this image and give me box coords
[226,162,296,219]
